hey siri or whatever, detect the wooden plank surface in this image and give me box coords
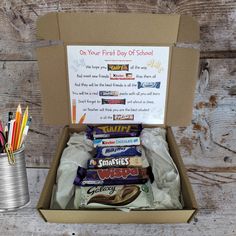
[1,58,235,169]
[0,0,235,235]
[0,0,235,60]
[0,168,235,236]
[174,58,236,172]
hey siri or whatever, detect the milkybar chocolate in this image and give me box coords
[137,81,161,89]
[93,137,140,147]
[74,183,153,209]
[73,167,149,186]
[88,156,143,169]
[96,146,142,158]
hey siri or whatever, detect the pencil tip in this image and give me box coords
[17,104,22,112]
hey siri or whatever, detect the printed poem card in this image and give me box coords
[67,45,170,124]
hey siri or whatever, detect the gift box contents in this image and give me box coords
[51,124,182,211]
[73,124,153,208]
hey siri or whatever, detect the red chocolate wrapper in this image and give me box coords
[74,167,150,186]
[101,98,126,105]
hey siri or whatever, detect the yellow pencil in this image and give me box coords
[17,106,28,149]
[13,104,22,151]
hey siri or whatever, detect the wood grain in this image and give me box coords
[1,58,235,169]
[0,168,235,236]
[174,58,236,172]
[0,0,235,60]
[0,0,235,234]
[0,61,61,167]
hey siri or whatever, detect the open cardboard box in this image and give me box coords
[36,13,199,223]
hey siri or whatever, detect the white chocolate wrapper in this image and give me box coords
[74,182,153,209]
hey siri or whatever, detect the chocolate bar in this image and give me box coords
[137,81,160,89]
[93,137,140,147]
[73,167,149,186]
[101,98,126,105]
[74,183,153,209]
[88,156,143,169]
[96,146,142,158]
[107,64,129,71]
[87,124,141,139]
[113,114,134,121]
[99,91,119,96]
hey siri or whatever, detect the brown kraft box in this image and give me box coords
[36,12,199,224]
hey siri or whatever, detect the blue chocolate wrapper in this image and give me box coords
[137,81,160,89]
[96,146,142,158]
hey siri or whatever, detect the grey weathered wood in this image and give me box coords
[0,1,235,234]
[0,0,235,60]
[0,168,235,236]
[0,58,235,169]
[174,58,236,172]
[0,61,61,167]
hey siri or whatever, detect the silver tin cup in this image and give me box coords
[0,147,30,211]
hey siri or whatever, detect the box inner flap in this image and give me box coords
[36,13,199,126]
[166,47,199,126]
[37,13,199,44]
[37,45,70,125]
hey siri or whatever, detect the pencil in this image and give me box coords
[17,106,28,149]
[4,125,8,142]
[79,113,86,124]
[9,119,16,150]
[19,116,32,147]
[72,99,76,123]
[13,104,22,151]
[0,121,4,146]
[8,111,13,133]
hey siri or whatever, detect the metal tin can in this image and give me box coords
[0,147,30,211]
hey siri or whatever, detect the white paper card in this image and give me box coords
[67,45,170,124]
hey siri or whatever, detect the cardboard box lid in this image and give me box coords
[36,13,199,126]
[37,13,199,44]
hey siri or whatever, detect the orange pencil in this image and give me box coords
[17,106,28,149]
[13,104,22,151]
[72,99,76,123]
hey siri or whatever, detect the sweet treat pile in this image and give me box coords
[74,124,154,209]
[52,127,183,211]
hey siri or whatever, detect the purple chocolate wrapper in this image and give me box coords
[87,124,142,139]
[74,167,149,186]
[96,146,142,158]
